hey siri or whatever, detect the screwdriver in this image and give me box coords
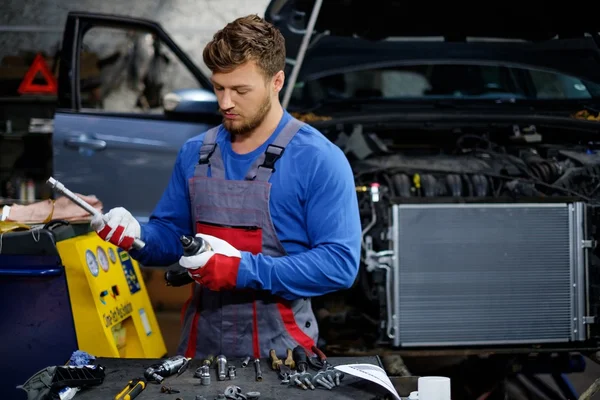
[269,349,282,370]
[114,378,145,400]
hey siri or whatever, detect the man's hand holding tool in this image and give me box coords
[46,177,145,251]
[91,207,142,251]
[179,233,243,291]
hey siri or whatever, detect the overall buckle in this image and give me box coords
[261,145,285,170]
[198,143,217,165]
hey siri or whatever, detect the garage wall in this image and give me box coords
[0,0,272,200]
[0,0,272,75]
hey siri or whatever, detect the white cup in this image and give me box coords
[417,376,451,400]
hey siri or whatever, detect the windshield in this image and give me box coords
[289,63,600,107]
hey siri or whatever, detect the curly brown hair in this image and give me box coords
[203,14,286,79]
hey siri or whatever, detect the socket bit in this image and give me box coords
[241,356,251,367]
[254,358,262,381]
[228,365,236,380]
[200,365,210,385]
[216,355,227,381]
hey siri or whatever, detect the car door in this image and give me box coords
[54,12,220,223]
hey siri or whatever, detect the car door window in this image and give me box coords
[79,26,200,113]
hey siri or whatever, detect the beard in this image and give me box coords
[222,94,272,138]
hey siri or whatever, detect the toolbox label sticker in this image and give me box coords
[139,308,153,336]
[103,301,133,328]
[118,249,141,294]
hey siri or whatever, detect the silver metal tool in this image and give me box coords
[245,392,260,400]
[254,358,262,382]
[312,370,334,390]
[200,365,211,385]
[46,177,145,250]
[241,356,251,368]
[228,365,236,380]
[224,386,245,400]
[216,355,227,381]
[143,355,190,384]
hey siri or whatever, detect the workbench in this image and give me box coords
[75,356,400,400]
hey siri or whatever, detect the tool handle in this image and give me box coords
[293,345,308,371]
[311,345,327,362]
[269,349,282,370]
[47,177,101,217]
[125,381,145,400]
[254,358,263,381]
[130,238,145,251]
[114,384,129,400]
[164,267,194,286]
[47,177,145,250]
[285,348,296,369]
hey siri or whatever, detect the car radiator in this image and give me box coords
[390,202,594,347]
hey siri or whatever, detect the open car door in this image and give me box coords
[54,12,220,222]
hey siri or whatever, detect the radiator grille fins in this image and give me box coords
[393,204,574,346]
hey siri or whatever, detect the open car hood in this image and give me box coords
[265,0,600,86]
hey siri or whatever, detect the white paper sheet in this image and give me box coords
[334,363,401,400]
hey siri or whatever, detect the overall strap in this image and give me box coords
[245,118,305,182]
[195,125,225,179]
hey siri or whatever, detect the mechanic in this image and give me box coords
[91,14,362,359]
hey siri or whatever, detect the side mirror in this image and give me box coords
[163,88,219,116]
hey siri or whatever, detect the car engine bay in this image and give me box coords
[311,120,600,356]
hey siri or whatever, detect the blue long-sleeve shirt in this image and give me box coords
[129,111,362,300]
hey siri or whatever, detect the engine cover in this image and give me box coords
[390,202,592,347]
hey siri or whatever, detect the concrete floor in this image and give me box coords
[154,310,600,399]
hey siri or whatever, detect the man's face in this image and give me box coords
[211,61,277,137]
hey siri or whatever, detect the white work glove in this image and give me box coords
[179,234,242,291]
[91,207,141,251]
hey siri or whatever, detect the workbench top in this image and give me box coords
[76,356,398,400]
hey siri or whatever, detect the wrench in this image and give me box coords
[46,177,145,250]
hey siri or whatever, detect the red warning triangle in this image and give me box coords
[17,53,58,95]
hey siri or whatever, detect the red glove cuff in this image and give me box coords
[97,224,134,251]
[189,254,241,291]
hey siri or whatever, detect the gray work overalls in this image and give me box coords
[178,117,319,359]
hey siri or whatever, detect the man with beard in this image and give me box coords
[91,14,361,359]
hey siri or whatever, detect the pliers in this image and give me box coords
[115,378,146,400]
